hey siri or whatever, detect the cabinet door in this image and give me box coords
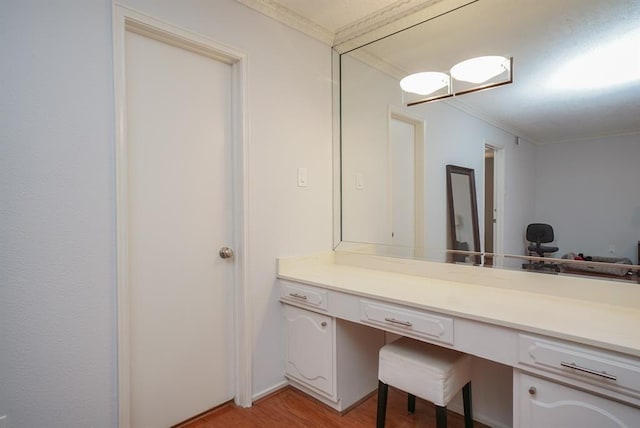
[284,306,334,397]
[517,373,640,428]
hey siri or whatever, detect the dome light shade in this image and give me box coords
[400,72,450,95]
[450,56,510,83]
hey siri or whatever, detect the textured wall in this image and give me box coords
[1,0,333,426]
[1,1,117,426]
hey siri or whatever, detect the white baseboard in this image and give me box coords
[251,379,289,403]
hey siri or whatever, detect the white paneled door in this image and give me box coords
[125,28,234,427]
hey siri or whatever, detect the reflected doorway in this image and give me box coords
[389,109,425,255]
[484,143,504,267]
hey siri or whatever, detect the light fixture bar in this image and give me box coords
[406,57,513,107]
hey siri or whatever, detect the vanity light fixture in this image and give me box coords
[400,71,450,96]
[400,56,513,107]
[450,55,511,83]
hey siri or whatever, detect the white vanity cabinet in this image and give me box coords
[277,253,640,426]
[282,281,384,412]
[284,305,335,397]
[515,334,640,427]
[516,372,640,427]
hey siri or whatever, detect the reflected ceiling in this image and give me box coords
[356,0,640,143]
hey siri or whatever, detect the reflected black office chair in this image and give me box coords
[524,223,559,271]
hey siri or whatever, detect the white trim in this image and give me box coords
[332,49,342,248]
[234,0,334,45]
[234,0,475,52]
[112,5,252,427]
[493,144,505,266]
[252,380,290,402]
[333,0,476,53]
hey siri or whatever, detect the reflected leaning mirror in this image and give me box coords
[446,165,480,265]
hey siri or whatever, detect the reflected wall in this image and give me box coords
[339,0,640,267]
[341,54,538,267]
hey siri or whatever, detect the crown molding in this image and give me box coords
[235,0,334,45]
[334,0,442,48]
[334,0,477,53]
[234,0,475,50]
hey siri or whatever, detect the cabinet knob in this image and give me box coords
[321,322,327,327]
[528,386,537,395]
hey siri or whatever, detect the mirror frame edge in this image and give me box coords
[332,47,342,249]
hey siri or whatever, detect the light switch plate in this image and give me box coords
[297,167,308,187]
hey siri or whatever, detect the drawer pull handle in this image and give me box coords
[289,292,308,300]
[560,362,617,381]
[384,317,413,327]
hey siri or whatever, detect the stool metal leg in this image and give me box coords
[407,393,416,413]
[435,405,447,428]
[376,380,389,428]
[463,381,473,428]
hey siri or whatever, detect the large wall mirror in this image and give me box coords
[337,0,640,278]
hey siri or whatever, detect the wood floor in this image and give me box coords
[178,386,488,428]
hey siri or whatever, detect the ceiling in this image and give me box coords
[274,0,402,33]
[241,0,640,144]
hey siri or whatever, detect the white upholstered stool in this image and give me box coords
[377,337,473,428]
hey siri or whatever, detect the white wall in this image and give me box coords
[534,133,640,261]
[1,1,333,426]
[1,1,117,426]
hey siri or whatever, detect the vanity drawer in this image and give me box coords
[359,300,454,345]
[281,281,328,311]
[518,334,640,398]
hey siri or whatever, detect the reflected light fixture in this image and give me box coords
[450,56,511,83]
[400,71,450,95]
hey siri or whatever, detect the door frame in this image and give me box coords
[112,5,251,427]
[483,141,505,267]
[387,105,426,253]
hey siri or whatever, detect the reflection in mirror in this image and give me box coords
[446,165,480,265]
[338,0,640,281]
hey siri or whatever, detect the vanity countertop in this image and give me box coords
[277,251,640,358]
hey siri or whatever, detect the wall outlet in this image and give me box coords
[608,244,615,253]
